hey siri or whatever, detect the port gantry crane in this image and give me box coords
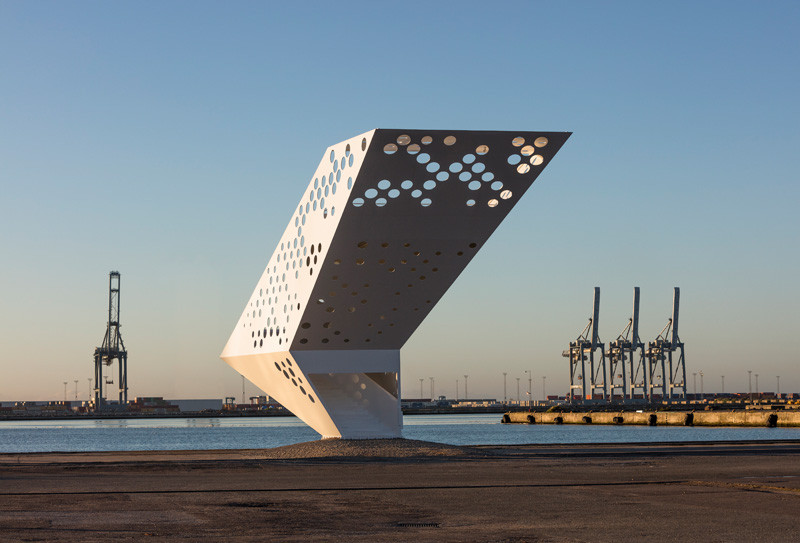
[606,287,648,403]
[564,287,607,404]
[646,287,686,402]
[93,271,128,409]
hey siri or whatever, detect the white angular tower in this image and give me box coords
[221,129,570,439]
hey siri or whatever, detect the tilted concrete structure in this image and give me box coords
[221,129,570,438]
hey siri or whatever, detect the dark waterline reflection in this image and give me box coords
[1,414,799,453]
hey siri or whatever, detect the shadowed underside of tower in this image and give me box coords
[221,129,570,438]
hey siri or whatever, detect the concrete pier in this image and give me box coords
[2,440,800,541]
[504,409,800,426]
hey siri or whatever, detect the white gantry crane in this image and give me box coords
[646,287,687,402]
[606,287,648,403]
[564,287,607,403]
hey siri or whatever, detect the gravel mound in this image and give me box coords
[252,438,480,460]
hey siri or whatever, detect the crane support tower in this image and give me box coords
[563,287,607,403]
[93,271,128,409]
[646,287,686,402]
[606,287,648,403]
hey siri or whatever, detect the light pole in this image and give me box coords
[63,381,67,402]
[455,379,459,401]
[87,378,92,401]
[419,378,423,399]
[755,373,759,400]
[74,380,79,400]
[542,376,546,402]
[777,376,781,397]
[528,371,533,407]
[748,370,752,402]
[516,377,520,403]
[524,370,532,407]
[429,377,434,401]
[721,375,725,394]
[699,371,704,401]
[503,372,507,403]
[464,375,469,400]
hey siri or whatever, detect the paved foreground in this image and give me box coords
[1,440,800,542]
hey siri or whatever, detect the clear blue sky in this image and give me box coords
[1,1,798,401]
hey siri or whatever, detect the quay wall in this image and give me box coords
[504,410,800,427]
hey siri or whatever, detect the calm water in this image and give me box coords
[1,414,799,453]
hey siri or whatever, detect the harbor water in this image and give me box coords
[2,413,800,453]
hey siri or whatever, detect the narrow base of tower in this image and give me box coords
[309,372,402,439]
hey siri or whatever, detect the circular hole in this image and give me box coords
[472,162,486,173]
[420,198,432,207]
[352,198,364,207]
[349,154,354,166]
[416,153,430,164]
[401,180,413,190]
[300,386,306,395]
[347,307,356,313]
[500,189,513,200]
[534,136,549,148]
[530,155,544,166]
[462,154,476,164]
[444,135,456,145]
[388,189,400,198]
[357,241,368,249]
[468,180,481,191]
[361,138,367,151]
[488,198,499,207]
[517,163,531,174]
[397,134,411,145]
[309,396,315,403]
[346,143,351,155]
[507,154,521,165]
[375,197,387,207]
[383,143,397,154]
[449,162,463,173]
[426,162,440,173]
[466,199,476,207]
[476,144,489,155]
[365,188,378,199]
[421,136,433,144]
[356,258,365,265]
[512,137,525,147]
[481,172,494,182]
[377,179,391,190]
[436,171,449,181]
[301,322,311,329]
[407,143,420,155]
[329,150,335,163]
[411,189,422,198]
[520,145,535,156]
[459,171,471,181]
[491,180,504,191]
[326,307,335,313]
[423,180,437,190]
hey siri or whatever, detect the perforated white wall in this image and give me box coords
[221,129,570,439]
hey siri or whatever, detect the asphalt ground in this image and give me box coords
[1,440,799,542]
